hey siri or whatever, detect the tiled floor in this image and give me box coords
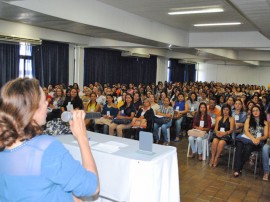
[170,137,270,202]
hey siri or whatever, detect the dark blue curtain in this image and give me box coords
[32,41,69,87]
[0,43,20,87]
[170,59,196,82]
[84,48,157,85]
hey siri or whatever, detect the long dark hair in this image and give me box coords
[195,102,208,127]
[249,105,265,129]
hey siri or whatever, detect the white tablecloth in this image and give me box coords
[57,132,180,202]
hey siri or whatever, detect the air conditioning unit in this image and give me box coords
[178,59,196,64]
[0,33,42,45]
[121,51,150,58]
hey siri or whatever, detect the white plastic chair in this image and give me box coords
[158,127,170,143]
[187,132,209,160]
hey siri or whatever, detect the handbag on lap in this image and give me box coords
[112,118,131,124]
[187,129,207,137]
[131,118,147,128]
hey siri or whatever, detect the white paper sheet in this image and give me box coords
[92,143,120,153]
[105,141,128,148]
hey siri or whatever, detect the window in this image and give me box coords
[19,43,33,78]
[167,60,171,82]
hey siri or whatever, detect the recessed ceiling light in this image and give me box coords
[194,22,241,26]
[168,8,223,15]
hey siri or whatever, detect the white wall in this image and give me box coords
[197,62,270,87]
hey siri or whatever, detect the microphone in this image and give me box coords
[61,111,73,122]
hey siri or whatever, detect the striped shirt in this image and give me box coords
[158,105,174,117]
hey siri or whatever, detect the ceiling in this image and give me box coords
[0,0,270,66]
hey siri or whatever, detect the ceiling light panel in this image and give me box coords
[168,8,224,15]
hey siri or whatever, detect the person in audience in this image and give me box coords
[262,107,270,181]
[96,87,106,106]
[246,101,255,118]
[170,88,180,103]
[62,88,83,112]
[84,93,102,131]
[153,97,174,145]
[149,94,159,115]
[173,93,189,142]
[127,83,134,95]
[130,98,154,140]
[43,87,53,106]
[46,87,66,121]
[226,96,235,110]
[207,97,221,127]
[217,95,225,109]
[133,92,142,112]
[210,104,235,167]
[252,94,260,105]
[234,105,268,177]
[188,102,212,160]
[48,84,55,98]
[262,138,270,181]
[0,78,99,201]
[94,94,119,134]
[198,91,209,105]
[109,93,136,137]
[81,87,91,105]
[262,95,269,113]
[117,91,126,109]
[186,92,199,130]
[158,91,167,106]
[232,99,247,137]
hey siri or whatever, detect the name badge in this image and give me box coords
[220,127,225,132]
[191,107,194,112]
[107,111,110,116]
[90,109,94,112]
[199,120,204,127]
[121,110,124,115]
[257,132,262,138]
[235,115,239,121]
[53,101,57,106]
[176,106,179,111]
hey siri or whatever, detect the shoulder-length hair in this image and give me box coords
[221,104,232,117]
[249,105,265,129]
[0,78,42,151]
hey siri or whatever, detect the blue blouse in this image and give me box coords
[0,135,98,202]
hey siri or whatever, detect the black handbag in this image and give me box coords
[112,118,131,124]
[154,116,170,125]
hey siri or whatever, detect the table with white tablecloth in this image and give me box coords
[57,132,180,202]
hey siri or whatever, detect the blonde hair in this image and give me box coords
[0,78,42,150]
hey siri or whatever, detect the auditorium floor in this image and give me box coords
[171,137,270,202]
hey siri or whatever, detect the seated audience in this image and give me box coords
[234,105,268,177]
[109,93,136,137]
[62,88,83,112]
[85,93,102,130]
[186,92,199,129]
[232,99,247,137]
[94,94,119,134]
[173,93,188,142]
[133,92,142,112]
[130,98,154,140]
[47,87,65,121]
[262,137,270,181]
[210,104,235,167]
[149,94,160,115]
[188,103,212,160]
[153,97,174,145]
